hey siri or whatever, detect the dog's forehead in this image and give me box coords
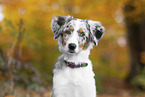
[67,19,87,29]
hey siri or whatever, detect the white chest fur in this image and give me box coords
[52,55,96,97]
[51,15,104,97]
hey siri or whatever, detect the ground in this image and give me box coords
[98,79,145,97]
[4,79,145,97]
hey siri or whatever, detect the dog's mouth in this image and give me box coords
[68,50,76,53]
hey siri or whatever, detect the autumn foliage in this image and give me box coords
[0,0,145,97]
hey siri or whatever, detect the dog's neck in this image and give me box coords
[62,49,91,63]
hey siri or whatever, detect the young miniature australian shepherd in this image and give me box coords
[51,15,104,97]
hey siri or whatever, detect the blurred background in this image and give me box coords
[0,0,145,97]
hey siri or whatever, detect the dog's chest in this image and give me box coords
[54,63,94,85]
[53,63,96,97]
[65,68,87,84]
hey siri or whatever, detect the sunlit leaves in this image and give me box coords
[0,0,133,80]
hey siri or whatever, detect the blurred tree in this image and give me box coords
[0,0,126,81]
[0,0,131,91]
[124,0,145,89]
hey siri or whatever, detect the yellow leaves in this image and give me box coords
[0,0,140,81]
[0,0,126,54]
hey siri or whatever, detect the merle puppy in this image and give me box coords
[51,15,104,97]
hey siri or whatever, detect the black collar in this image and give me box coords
[64,60,88,68]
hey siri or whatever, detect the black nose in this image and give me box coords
[68,43,76,50]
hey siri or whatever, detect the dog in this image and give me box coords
[51,15,104,97]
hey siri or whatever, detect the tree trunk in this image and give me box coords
[124,0,145,89]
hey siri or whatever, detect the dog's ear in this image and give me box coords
[51,15,73,39]
[87,20,105,46]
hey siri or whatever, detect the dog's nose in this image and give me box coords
[68,43,76,50]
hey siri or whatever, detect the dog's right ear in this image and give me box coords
[51,16,73,39]
[87,20,105,46]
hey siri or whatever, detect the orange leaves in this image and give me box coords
[0,0,139,81]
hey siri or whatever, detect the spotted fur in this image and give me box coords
[51,15,105,97]
[51,16,104,47]
[51,15,74,39]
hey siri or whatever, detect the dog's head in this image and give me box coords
[51,15,104,54]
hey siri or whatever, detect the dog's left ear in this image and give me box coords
[87,20,105,46]
[51,15,73,39]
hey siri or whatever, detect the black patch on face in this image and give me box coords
[94,26,103,40]
[57,16,65,26]
[85,20,91,34]
[85,20,94,42]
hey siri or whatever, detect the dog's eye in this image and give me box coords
[64,30,71,34]
[79,32,85,37]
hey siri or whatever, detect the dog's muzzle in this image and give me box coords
[68,43,76,53]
